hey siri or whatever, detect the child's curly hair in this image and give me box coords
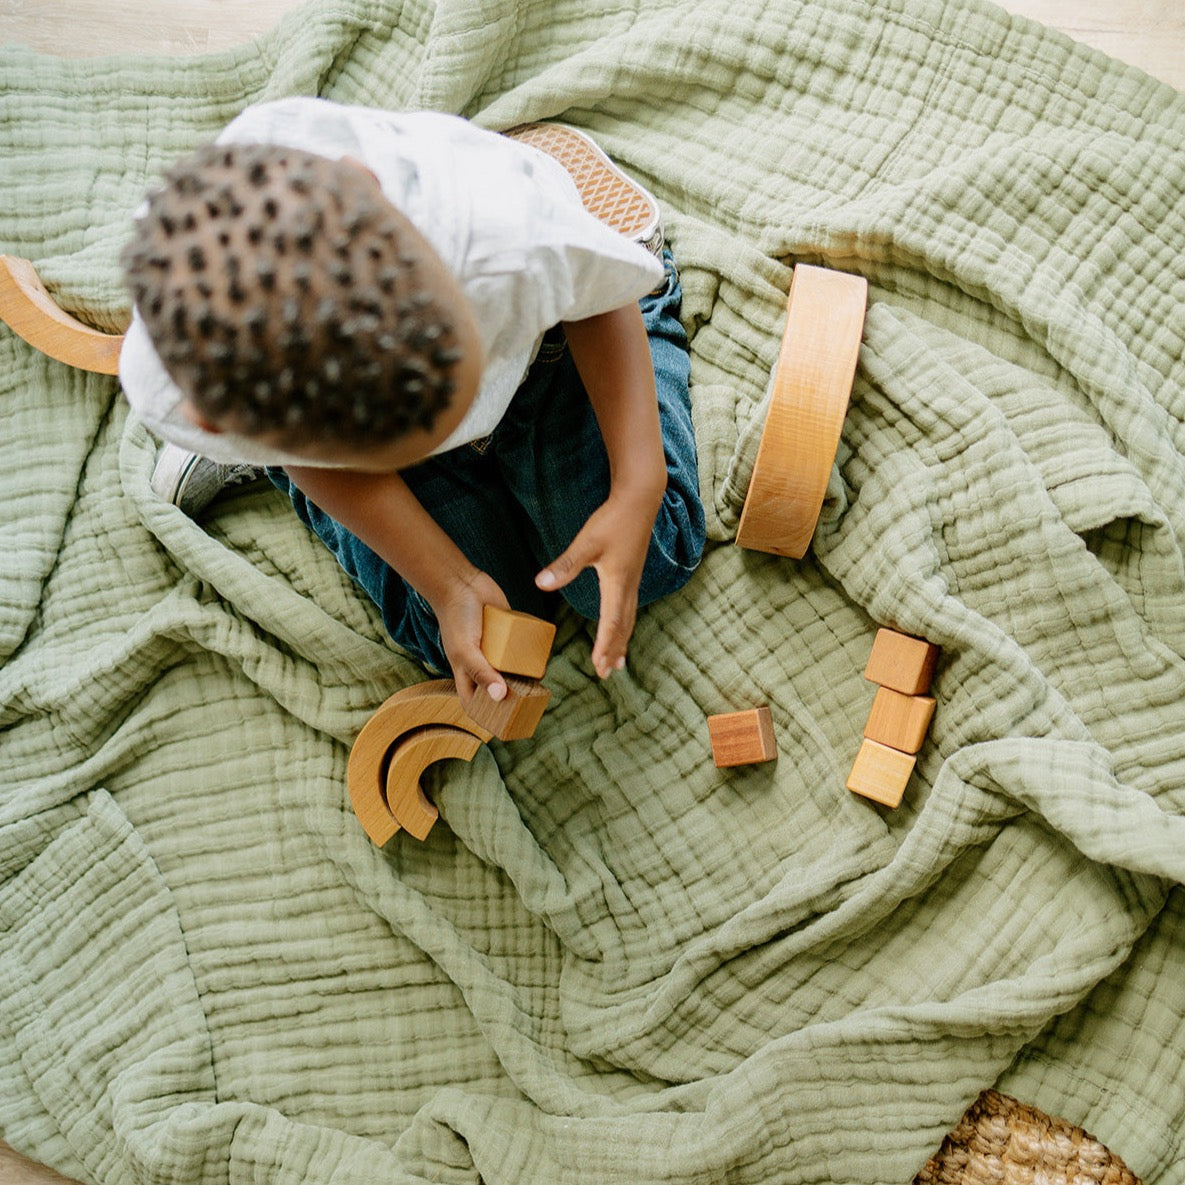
[121,142,463,448]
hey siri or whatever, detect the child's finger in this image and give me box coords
[453,651,508,710]
[591,583,636,678]
[536,536,594,592]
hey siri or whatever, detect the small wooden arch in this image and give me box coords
[0,255,125,375]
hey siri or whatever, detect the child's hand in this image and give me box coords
[536,486,663,679]
[434,571,512,710]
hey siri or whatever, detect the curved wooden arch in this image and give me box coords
[347,680,493,846]
[0,255,125,375]
[384,725,484,841]
[735,264,868,558]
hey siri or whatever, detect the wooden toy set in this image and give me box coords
[1,246,940,833]
[846,629,940,807]
[717,263,941,809]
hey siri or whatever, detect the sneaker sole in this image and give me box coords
[503,123,664,253]
[150,444,201,505]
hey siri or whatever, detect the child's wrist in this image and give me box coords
[610,468,666,512]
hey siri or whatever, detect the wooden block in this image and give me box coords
[863,628,940,695]
[707,706,777,768]
[463,674,550,742]
[846,738,915,808]
[481,605,556,679]
[384,725,483,841]
[864,687,936,754]
[736,264,868,558]
[0,254,125,375]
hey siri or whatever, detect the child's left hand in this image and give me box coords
[535,485,663,679]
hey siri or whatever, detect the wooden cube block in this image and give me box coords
[846,738,915,808]
[707,706,777,768]
[864,687,936,754]
[481,605,556,680]
[863,628,940,695]
[463,675,550,742]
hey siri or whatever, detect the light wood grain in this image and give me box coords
[0,0,302,57]
[0,2,1179,92]
[994,0,1185,90]
[707,706,778,768]
[0,255,124,374]
[461,673,550,742]
[863,629,941,698]
[846,737,916,808]
[384,724,483,841]
[735,264,868,558]
[480,605,556,681]
[864,687,937,754]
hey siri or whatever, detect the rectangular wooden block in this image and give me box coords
[707,706,777,768]
[463,675,550,742]
[863,628,940,695]
[481,605,556,680]
[864,687,936,754]
[846,738,915,808]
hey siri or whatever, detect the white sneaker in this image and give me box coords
[503,122,665,256]
[151,443,265,516]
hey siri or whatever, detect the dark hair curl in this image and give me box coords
[121,142,462,447]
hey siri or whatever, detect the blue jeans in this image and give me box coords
[269,251,706,674]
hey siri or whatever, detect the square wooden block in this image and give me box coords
[846,738,915,808]
[864,687,936,754]
[863,628,940,695]
[481,605,556,680]
[708,706,777,768]
[464,675,550,742]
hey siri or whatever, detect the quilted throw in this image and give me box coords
[2,1,1184,1182]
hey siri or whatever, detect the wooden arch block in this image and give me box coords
[347,679,493,845]
[0,255,125,375]
[735,264,868,558]
[384,726,483,841]
[480,605,556,679]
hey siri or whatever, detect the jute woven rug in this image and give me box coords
[916,1092,1141,1185]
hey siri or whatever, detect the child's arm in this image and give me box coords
[283,466,510,707]
[536,302,667,679]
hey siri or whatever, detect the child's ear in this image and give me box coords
[340,155,380,185]
[179,400,224,434]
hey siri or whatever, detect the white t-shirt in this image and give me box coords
[119,97,663,469]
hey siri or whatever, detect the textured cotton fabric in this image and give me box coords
[120,96,664,468]
[2,2,1184,1184]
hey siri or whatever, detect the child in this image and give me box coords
[120,98,705,708]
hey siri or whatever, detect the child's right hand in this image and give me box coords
[433,570,511,710]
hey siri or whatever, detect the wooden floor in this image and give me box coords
[0,1,1178,1184]
[0,0,1182,91]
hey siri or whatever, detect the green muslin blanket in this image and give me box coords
[2,1,1184,1181]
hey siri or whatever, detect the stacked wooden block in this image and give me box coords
[463,606,556,741]
[347,606,556,844]
[846,629,939,808]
